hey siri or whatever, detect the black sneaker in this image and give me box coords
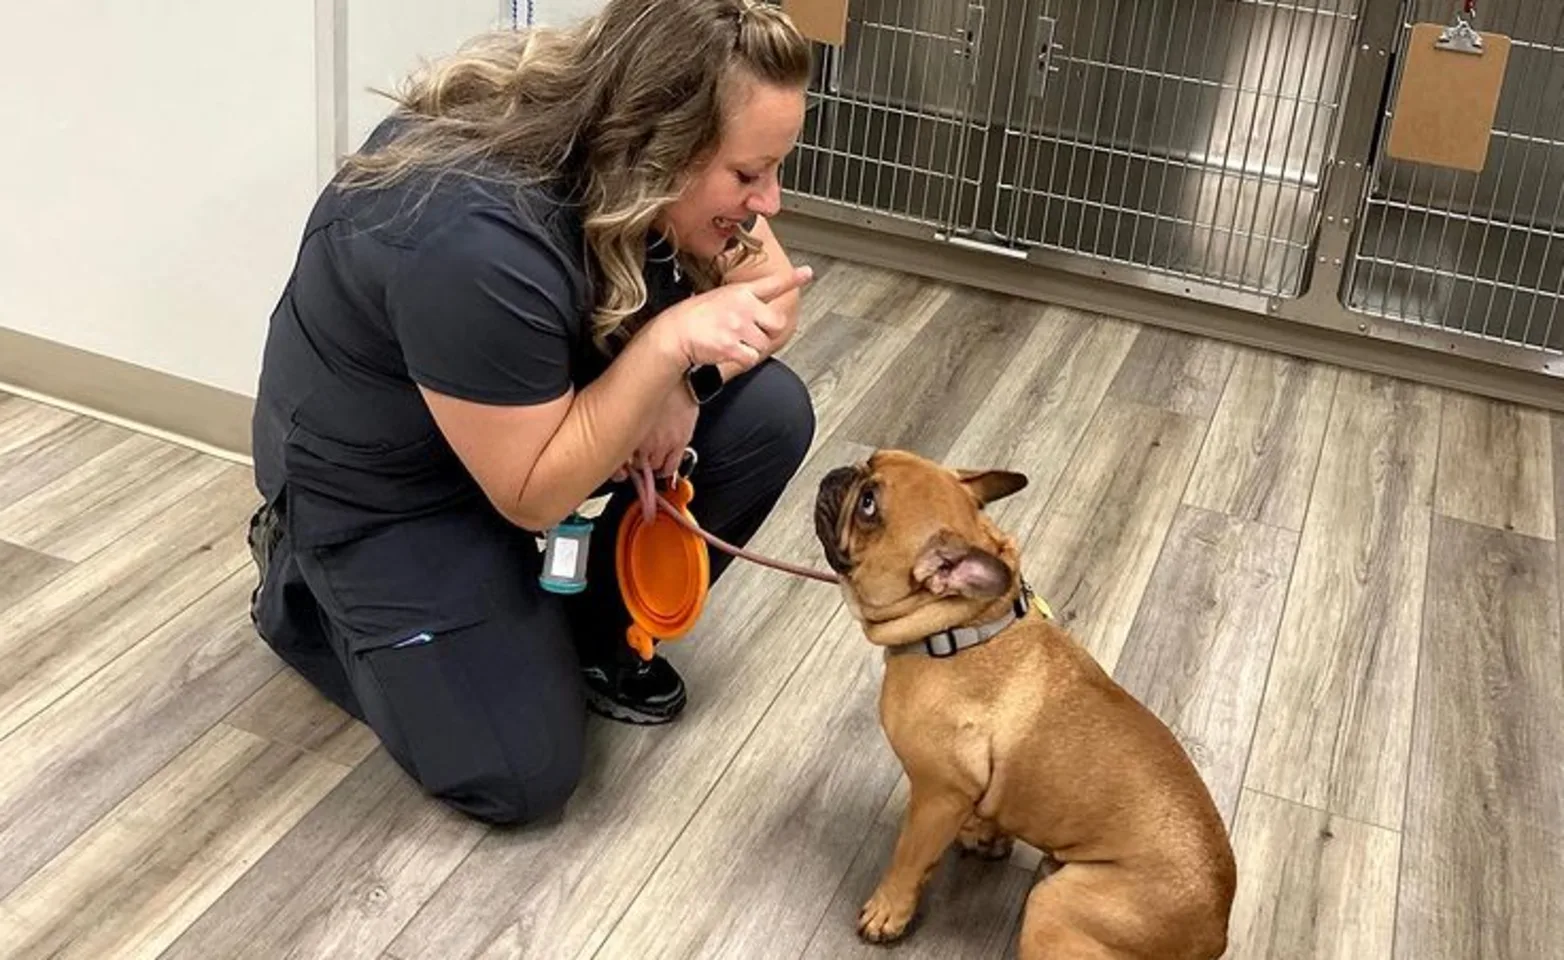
[581,649,687,725]
[246,502,280,627]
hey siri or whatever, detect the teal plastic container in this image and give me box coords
[539,515,594,594]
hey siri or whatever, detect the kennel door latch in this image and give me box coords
[955,3,985,64]
[1031,15,1059,98]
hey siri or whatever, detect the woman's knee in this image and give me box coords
[432,736,585,827]
[346,608,590,827]
[747,358,816,470]
[397,687,587,826]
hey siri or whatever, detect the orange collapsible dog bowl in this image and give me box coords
[615,475,710,661]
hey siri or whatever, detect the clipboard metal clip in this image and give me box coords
[1437,1,1484,55]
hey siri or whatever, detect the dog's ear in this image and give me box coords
[913,531,1013,599]
[955,469,1028,507]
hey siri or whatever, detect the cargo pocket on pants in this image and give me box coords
[350,615,530,803]
[292,505,572,822]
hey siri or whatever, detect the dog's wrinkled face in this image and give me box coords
[813,449,1028,623]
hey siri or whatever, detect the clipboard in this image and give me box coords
[1385,17,1511,173]
[782,0,848,46]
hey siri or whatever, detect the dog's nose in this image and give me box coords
[818,466,859,498]
[813,466,861,573]
[816,466,862,520]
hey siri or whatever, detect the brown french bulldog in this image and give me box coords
[813,449,1236,959]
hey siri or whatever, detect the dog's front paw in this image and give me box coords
[857,887,918,943]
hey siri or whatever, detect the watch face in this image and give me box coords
[688,364,723,403]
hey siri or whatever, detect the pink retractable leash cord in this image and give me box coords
[624,456,839,585]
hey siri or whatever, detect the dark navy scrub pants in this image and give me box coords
[250,359,815,825]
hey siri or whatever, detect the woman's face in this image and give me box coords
[657,78,806,260]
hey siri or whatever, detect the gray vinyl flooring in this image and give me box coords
[1,250,1560,959]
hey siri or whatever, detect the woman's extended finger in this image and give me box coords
[740,264,813,303]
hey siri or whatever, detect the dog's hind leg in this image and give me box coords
[956,813,1014,860]
[1014,865,1150,960]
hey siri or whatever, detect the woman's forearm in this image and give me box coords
[517,325,686,527]
[508,252,805,526]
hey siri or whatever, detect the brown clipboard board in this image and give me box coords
[782,0,848,46]
[1385,22,1511,173]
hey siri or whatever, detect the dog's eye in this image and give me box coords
[857,488,877,518]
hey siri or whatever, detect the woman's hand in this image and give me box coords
[610,262,811,485]
[620,387,698,481]
[651,264,813,372]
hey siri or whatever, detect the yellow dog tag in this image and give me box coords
[1032,595,1054,620]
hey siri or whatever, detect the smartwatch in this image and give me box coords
[684,363,724,405]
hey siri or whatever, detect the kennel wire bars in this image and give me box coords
[780,0,1564,381]
[1346,0,1564,354]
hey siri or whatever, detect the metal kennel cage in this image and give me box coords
[1345,0,1564,354]
[779,0,1564,386]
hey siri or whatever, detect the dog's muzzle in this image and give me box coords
[813,466,860,575]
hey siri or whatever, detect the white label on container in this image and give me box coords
[550,536,580,579]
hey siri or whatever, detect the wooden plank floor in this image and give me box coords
[1,253,1560,959]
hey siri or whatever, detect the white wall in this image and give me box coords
[345,0,511,154]
[530,0,607,27]
[0,0,508,400]
[0,2,318,398]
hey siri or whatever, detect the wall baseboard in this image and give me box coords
[0,325,255,462]
[774,213,1564,415]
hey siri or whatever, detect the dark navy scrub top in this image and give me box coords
[251,115,691,547]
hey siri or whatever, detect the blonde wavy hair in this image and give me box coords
[337,0,812,351]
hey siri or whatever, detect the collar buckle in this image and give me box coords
[894,578,1039,660]
[923,631,961,658]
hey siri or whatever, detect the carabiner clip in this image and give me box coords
[661,447,697,490]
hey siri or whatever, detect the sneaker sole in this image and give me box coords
[584,689,686,726]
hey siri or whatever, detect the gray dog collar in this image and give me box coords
[890,582,1037,659]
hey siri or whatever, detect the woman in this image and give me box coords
[247,0,817,826]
